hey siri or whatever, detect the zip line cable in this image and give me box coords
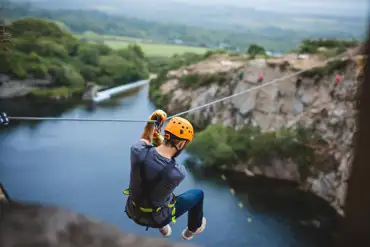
[4,53,348,124]
[167,53,347,119]
[7,116,156,123]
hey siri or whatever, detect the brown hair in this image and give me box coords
[163,132,188,148]
[163,138,183,147]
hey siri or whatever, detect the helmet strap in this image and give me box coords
[170,139,180,152]
[164,132,188,158]
[167,139,179,158]
[172,149,182,158]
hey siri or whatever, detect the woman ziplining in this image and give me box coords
[123,110,206,240]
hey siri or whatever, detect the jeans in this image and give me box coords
[174,189,204,232]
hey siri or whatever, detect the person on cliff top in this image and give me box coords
[330,74,344,98]
[258,72,264,83]
[335,74,343,86]
[123,109,206,240]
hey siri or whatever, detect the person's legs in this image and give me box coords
[174,188,204,232]
[159,189,204,237]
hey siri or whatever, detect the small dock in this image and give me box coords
[92,79,149,103]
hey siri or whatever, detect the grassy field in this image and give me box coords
[104,40,208,57]
[78,33,208,57]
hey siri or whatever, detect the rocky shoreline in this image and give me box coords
[0,74,53,99]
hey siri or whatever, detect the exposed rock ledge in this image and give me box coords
[0,200,198,247]
[0,74,53,99]
[0,74,104,100]
[151,53,364,215]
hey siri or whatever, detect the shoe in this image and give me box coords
[159,224,172,237]
[181,217,206,240]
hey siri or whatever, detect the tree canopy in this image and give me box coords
[247,44,266,57]
[0,18,149,89]
[186,124,316,179]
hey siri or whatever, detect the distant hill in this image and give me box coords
[10,0,367,39]
[3,1,366,51]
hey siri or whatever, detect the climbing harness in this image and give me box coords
[1,52,348,125]
[123,145,177,230]
[123,117,193,231]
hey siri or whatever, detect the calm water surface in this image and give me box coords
[0,86,335,247]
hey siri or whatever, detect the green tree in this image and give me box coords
[77,44,100,65]
[80,64,101,82]
[247,44,266,57]
[187,124,238,167]
[99,54,127,76]
[8,18,66,39]
[1,18,150,93]
[186,124,315,169]
[228,125,261,160]
[55,64,84,87]
[36,38,69,58]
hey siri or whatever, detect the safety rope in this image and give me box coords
[3,53,348,123]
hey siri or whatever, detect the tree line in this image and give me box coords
[3,2,311,51]
[0,18,149,95]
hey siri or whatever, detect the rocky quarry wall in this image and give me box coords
[150,53,365,215]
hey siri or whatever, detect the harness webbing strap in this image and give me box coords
[124,144,177,229]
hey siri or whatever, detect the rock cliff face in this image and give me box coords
[150,53,364,215]
[0,200,197,247]
[0,74,53,99]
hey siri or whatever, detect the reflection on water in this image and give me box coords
[0,85,338,247]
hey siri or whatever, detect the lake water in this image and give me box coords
[0,85,337,247]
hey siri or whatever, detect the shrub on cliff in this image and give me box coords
[148,52,207,106]
[149,70,170,107]
[249,128,315,166]
[299,38,358,54]
[186,124,315,169]
[203,49,227,58]
[147,52,205,74]
[179,72,228,88]
[186,124,239,167]
[301,59,351,80]
[0,18,149,92]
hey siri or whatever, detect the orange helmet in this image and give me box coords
[164,117,194,141]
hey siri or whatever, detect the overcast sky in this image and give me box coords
[174,0,369,16]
